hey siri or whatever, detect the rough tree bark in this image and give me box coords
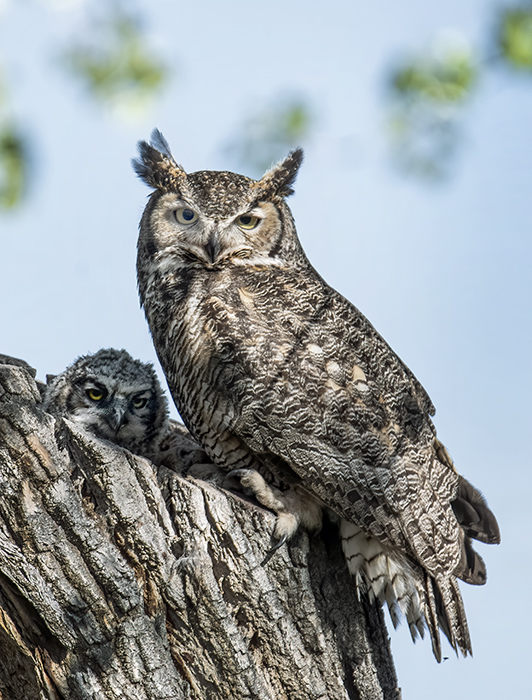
[0,356,401,700]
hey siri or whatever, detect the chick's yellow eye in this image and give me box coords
[236,214,259,230]
[132,397,148,409]
[175,208,198,224]
[86,388,104,401]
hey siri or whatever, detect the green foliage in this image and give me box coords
[0,73,28,210]
[497,6,532,70]
[64,13,168,119]
[0,4,170,212]
[223,96,314,176]
[391,49,476,104]
[1,2,531,210]
[386,5,532,181]
[0,124,27,210]
[386,32,477,180]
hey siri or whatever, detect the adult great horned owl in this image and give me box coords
[43,348,169,460]
[133,130,500,661]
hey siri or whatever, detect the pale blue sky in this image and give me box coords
[1,1,530,697]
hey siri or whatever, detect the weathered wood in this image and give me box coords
[0,358,401,699]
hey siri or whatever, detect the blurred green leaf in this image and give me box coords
[64,12,168,119]
[389,30,477,107]
[497,6,532,70]
[386,31,477,180]
[0,124,27,210]
[391,52,476,104]
[224,96,314,176]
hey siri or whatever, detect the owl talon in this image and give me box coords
[261,533,289,565]
[224,468,252,491]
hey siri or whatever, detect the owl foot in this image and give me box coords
[226,468,289,510]
[226,468,323,563]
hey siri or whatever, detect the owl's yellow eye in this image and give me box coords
[86,388,104,401]
[175,208,198,225]
[236,214,259,230]
[132,397,148,409]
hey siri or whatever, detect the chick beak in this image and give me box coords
[106,405,127,433]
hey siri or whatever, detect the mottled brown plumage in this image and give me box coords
[133,129,500,661]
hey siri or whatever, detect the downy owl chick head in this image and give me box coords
[42,348,168,458]
[133,129,305,271]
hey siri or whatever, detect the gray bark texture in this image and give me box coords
[0,356,401,700]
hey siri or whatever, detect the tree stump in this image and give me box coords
[0,357,401,699]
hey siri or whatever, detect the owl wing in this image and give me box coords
[236,395,462,580]
[213,276,463,579]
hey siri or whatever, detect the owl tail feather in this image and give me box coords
[452,476,500,545]
[425,573,472,662]
[340,520,426,644]
[423,571,443,662]
[449,477,500,587]
[340,519,473,662]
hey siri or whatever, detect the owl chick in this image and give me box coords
[133,130,500,661]
[43,348,169,460]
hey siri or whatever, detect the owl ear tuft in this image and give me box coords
[149,128,173,159]
[254,148,304,200]
[132,129,187,192]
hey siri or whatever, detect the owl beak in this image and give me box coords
[105,405,128,433]
[204,232,220,264]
